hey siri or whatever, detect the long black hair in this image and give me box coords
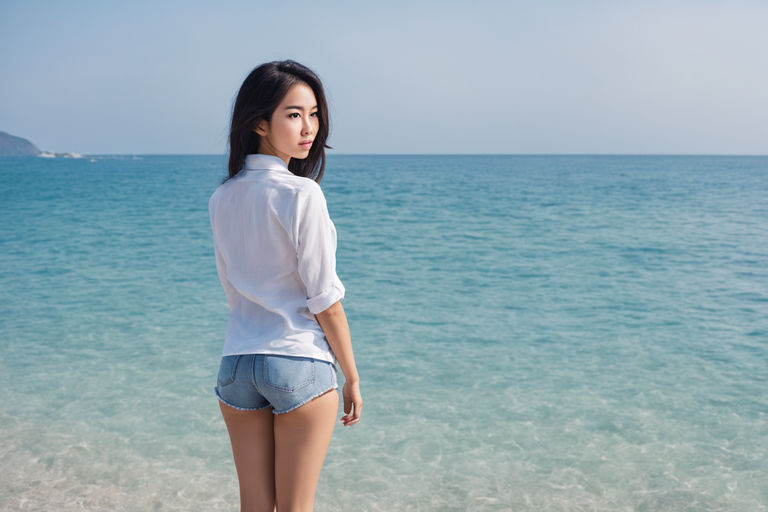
[224,60,331,184]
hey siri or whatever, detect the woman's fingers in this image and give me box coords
[340,383,362,426]
[341,401,361,426]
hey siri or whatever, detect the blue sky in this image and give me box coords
[1,1,766,155]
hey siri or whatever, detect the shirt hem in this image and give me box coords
[220,347,337,366]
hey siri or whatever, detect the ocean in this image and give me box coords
[1,154,766,511]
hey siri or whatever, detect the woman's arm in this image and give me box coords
[315,301,362,426]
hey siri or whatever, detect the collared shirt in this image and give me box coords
[208,153,344,363]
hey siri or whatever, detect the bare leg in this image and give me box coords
[274,389,339,512]
[219,401,276,512]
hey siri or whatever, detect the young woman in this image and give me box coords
[208,60,362,512]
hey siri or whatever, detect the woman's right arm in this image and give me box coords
[315,301,362,426]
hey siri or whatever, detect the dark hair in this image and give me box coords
[224,60,331,184]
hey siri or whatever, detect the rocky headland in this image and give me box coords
[0,131,83,158]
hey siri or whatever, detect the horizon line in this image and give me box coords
[26,152,768,158]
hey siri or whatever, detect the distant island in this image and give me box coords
[0,130,83,158]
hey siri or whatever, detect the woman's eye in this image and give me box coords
[289,113,300,119]
[310,111,318,117]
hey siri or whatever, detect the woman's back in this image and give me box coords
[209,153,344,362]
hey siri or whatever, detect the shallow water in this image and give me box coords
[1,154,767,510]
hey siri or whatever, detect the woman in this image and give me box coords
[208,60,362,512]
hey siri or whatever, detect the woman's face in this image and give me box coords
[255,82,319,165]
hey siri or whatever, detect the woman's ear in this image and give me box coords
[253,119,268,136]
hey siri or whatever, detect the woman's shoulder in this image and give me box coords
[269,173,325,202]
[210,171,324,212]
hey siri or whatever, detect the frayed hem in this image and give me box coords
[215,389,271,412]
[272,384,339,415]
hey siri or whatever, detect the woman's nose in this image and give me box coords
[302,117,315,135]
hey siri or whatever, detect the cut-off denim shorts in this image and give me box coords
[215,353,338,415]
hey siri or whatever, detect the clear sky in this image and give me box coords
[1,0,766,155]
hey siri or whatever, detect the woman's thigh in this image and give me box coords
[274,389,339,512]
[219,402,276,511]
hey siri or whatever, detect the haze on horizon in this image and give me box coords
[1,0,766,156]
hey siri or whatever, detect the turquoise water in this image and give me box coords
[1,154,767,511]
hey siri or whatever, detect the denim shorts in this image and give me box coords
[214,353,338,415]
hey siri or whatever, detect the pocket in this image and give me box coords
[263,355,316,392]
[217,355,240,388]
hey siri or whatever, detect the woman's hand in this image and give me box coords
[315,301,362,426]
[341,379,362,426]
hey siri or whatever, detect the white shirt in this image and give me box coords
[208,153,345,364]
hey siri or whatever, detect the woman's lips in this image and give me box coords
[300,141,313,148]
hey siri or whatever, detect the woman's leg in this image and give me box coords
[274,389,339,512]
[219,401,276,512]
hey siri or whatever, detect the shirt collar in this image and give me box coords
[244,153,292,174]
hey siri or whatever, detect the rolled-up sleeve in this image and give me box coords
[295,181,345,314]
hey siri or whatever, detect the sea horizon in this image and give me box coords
[7,152,767,157]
